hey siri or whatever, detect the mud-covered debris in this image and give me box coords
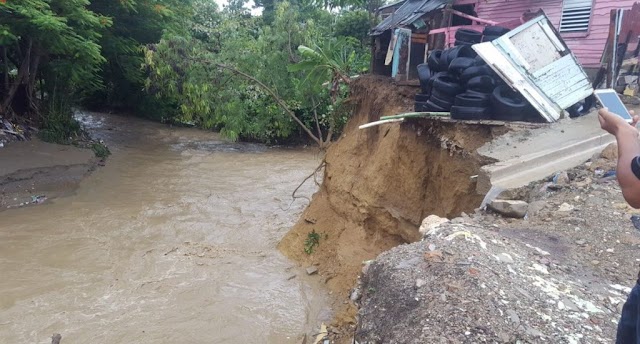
[488,199,528,218]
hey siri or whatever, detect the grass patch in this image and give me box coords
[91,142,111,158]
[304,230,321,255]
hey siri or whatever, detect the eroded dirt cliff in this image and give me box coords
[279,76,509,328]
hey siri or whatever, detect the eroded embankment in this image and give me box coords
[279,76,508,320]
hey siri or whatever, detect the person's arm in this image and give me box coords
[599,108,640,208]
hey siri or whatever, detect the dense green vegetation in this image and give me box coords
[0,0,378,147]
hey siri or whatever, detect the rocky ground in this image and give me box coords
[351,144,640,343]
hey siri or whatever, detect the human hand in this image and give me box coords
[598,107,638,135]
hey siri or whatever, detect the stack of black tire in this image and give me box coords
[415,26,539,122]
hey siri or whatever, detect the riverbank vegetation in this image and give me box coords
[0,0,377,147]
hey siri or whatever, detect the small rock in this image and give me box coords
[506,309,520,324]
[601,143,618,161]
[591,260,600,265]
[306,266,318,275]
[558,203,574,212]
[416,279,427,288]
[350,288,361,302]
[496,253,514,264]
[450,217,465,224]
[488,200,529,219]
[553,171,570,185]
[419,215,449,236]
[362,260,372,275]
[497,332,510,343]
[525,327,545,338]
[575,239,586,246]
[566,217,586,225]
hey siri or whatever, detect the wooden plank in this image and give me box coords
[446,9,498,26]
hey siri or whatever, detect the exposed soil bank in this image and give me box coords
[0,139,97,210]
[279,76,509,331]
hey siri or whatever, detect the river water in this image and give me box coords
[0,112,330,343]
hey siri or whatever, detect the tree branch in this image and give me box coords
[214,62,324,148]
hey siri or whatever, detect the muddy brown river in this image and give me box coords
[0,112,330,343]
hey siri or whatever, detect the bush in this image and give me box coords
[38,111,82,144]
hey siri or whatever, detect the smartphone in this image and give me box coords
[593,89,634,123]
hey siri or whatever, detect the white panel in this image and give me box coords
[473,15,594,123]
[562,0,593,9]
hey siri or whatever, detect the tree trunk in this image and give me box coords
[1,39,32,116]
[2,46,8,91]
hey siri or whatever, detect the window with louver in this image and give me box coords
[559,0,593,33]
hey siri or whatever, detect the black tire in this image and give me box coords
[430,93,453,110]
[465,90,492,100]
[444,45,477,66]
[449,57,475,75]
[415,101,429,112]
[490,85,529,121]
[432,73,464,96]
[451,106,490,120]
[466,75,496,93]
[460,66,493,84]
[417,64,432,83]
[454,92,490,107]
[415,94,430,102]
[417,64,432,94]
[428,50,447,72]
[454,40,473,47]
[483,25,510,36]
[425,100,447,112]
[424,71,447,96]
[482,35,500,42]
[430,87,455,103]
[455,29,482,43]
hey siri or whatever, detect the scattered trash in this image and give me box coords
[631,215,640,231]
[312,323,328,344]
[552,171,570,185]
[31,195,47,204]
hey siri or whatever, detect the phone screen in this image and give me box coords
[595,90,633,121]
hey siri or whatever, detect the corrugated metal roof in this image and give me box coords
[371,0,452,36]
[376,0,406,12]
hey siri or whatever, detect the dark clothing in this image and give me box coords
[617,281,640,343]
